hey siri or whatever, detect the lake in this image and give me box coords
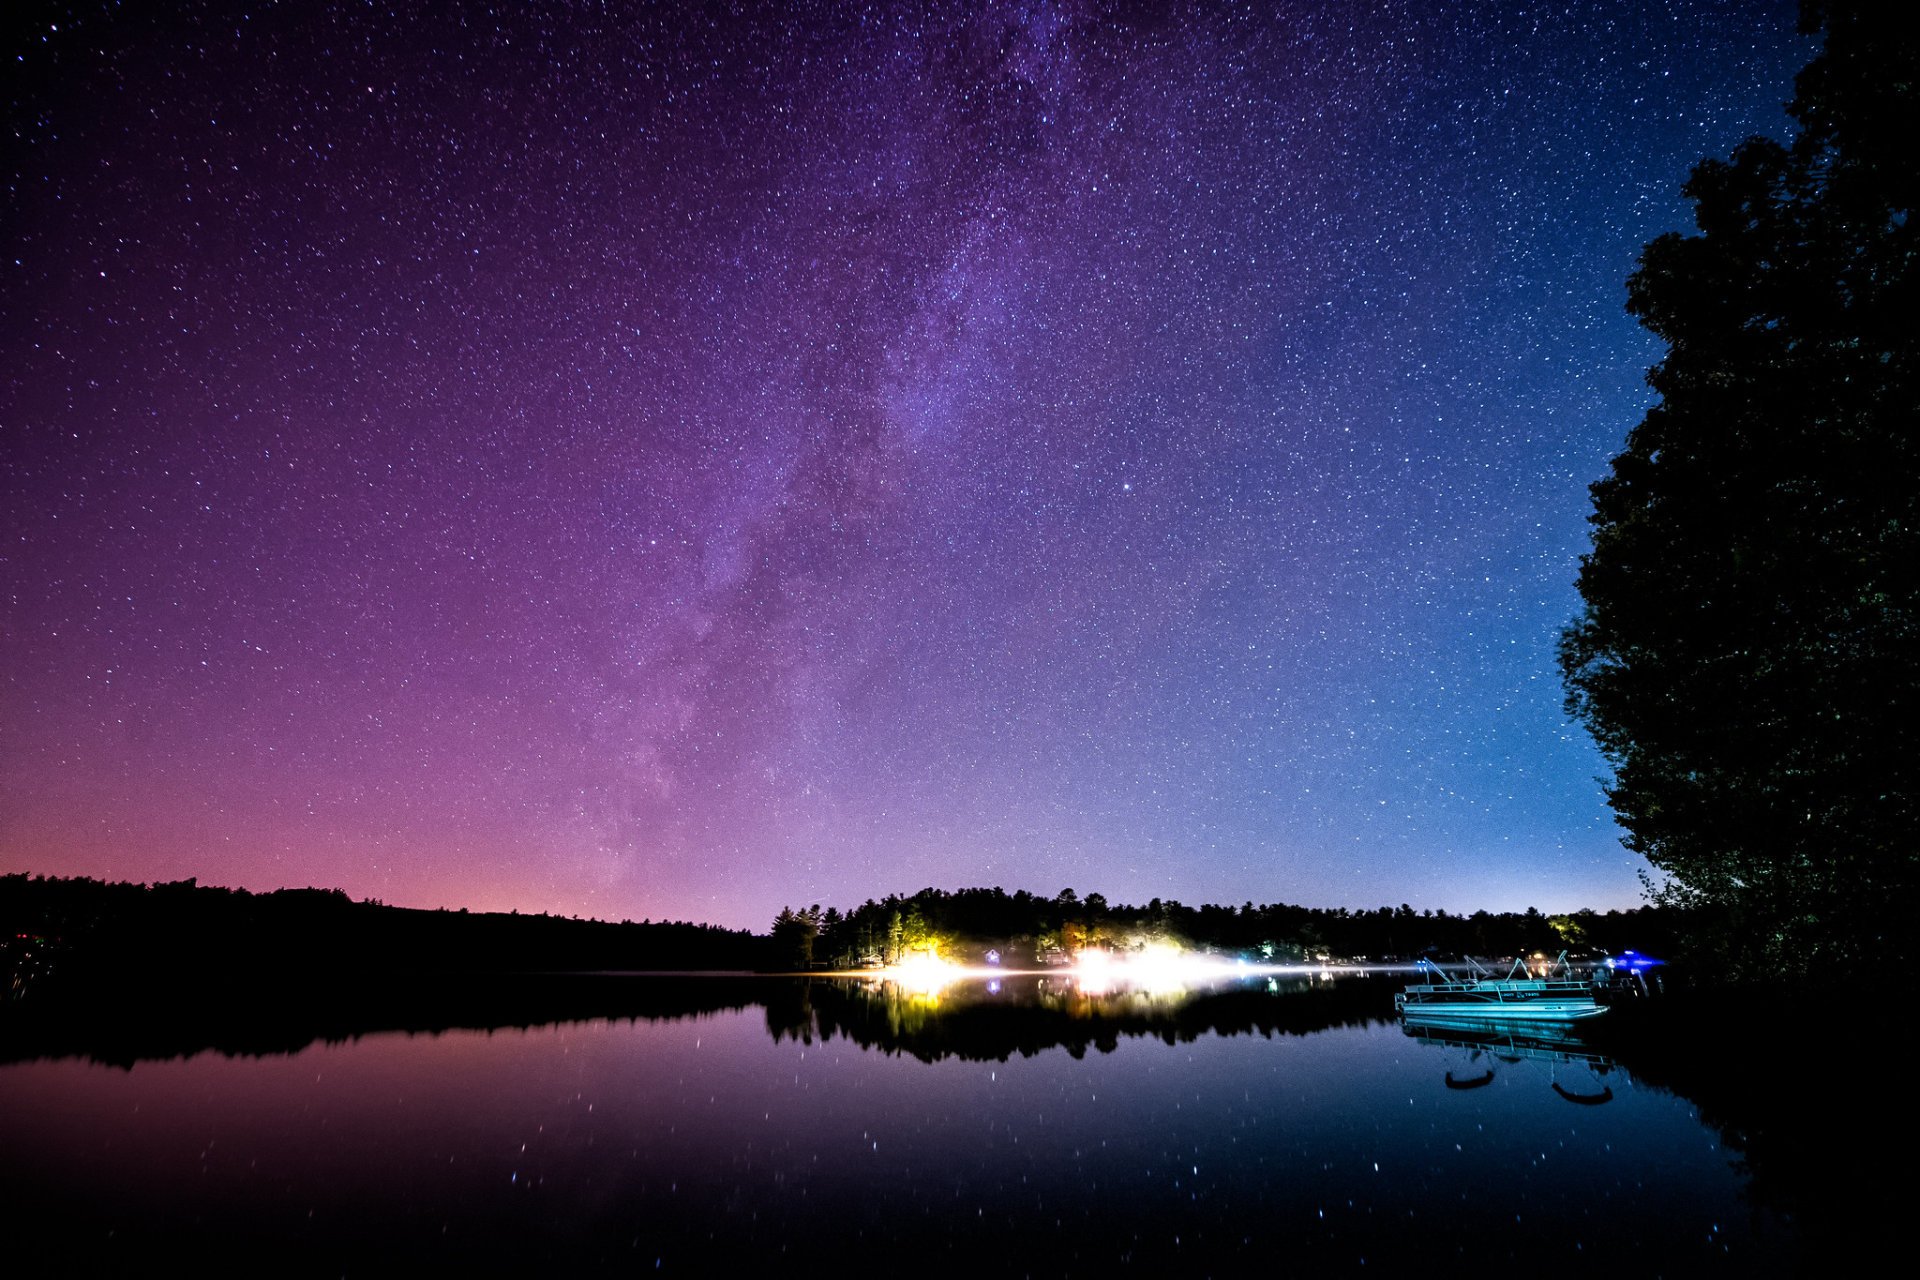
[0,973,1793,1274]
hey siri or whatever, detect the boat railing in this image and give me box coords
[1407,951,1600,994]
[1410,956,1485,986]
[1403,976,1593,994]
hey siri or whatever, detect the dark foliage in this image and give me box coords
[1561,1,1918,980]
[1592,988,1915,1273]
[0,872,770,998]
[775,884,1678,969]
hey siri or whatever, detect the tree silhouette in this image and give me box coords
[1561,1,1917,980]
[770,905,820,968]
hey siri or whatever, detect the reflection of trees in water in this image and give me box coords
[0,974,783,1068]
[1593,993,1913,1275]
[5,972,1395,1069]
[764,975,1397,1062]
[761,978,818,1043]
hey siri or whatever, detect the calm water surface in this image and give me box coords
[0,975,1786,1274]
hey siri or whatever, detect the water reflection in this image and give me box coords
[1401,1017,1617,1106]
[763,972,1389,1062]
[0,971,1797,1274]
[0,970,1388,1069]
[0,972,781,1069]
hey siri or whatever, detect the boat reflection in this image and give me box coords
[1401,1015,1617,1105]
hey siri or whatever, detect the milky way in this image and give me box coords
[2,2,1806,927]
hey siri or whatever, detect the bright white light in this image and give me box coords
[1073,948,1117,995]
[845,947,1348,998]
[884,952,960,996]
[1064,944,1242,995]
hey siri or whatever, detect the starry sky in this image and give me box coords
[3,1,1808,929]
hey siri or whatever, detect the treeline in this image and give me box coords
[2,873,768,995]
[771,885,1682,970]
[0,872,1681,991]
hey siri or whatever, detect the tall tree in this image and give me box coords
[1561,2,1917,980]
[770,905,819,969]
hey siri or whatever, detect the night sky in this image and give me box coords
[3,2,1807,929]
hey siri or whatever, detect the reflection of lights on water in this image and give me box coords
[857,949,1370,998]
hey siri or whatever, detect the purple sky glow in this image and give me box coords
[2,1,1808,927]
